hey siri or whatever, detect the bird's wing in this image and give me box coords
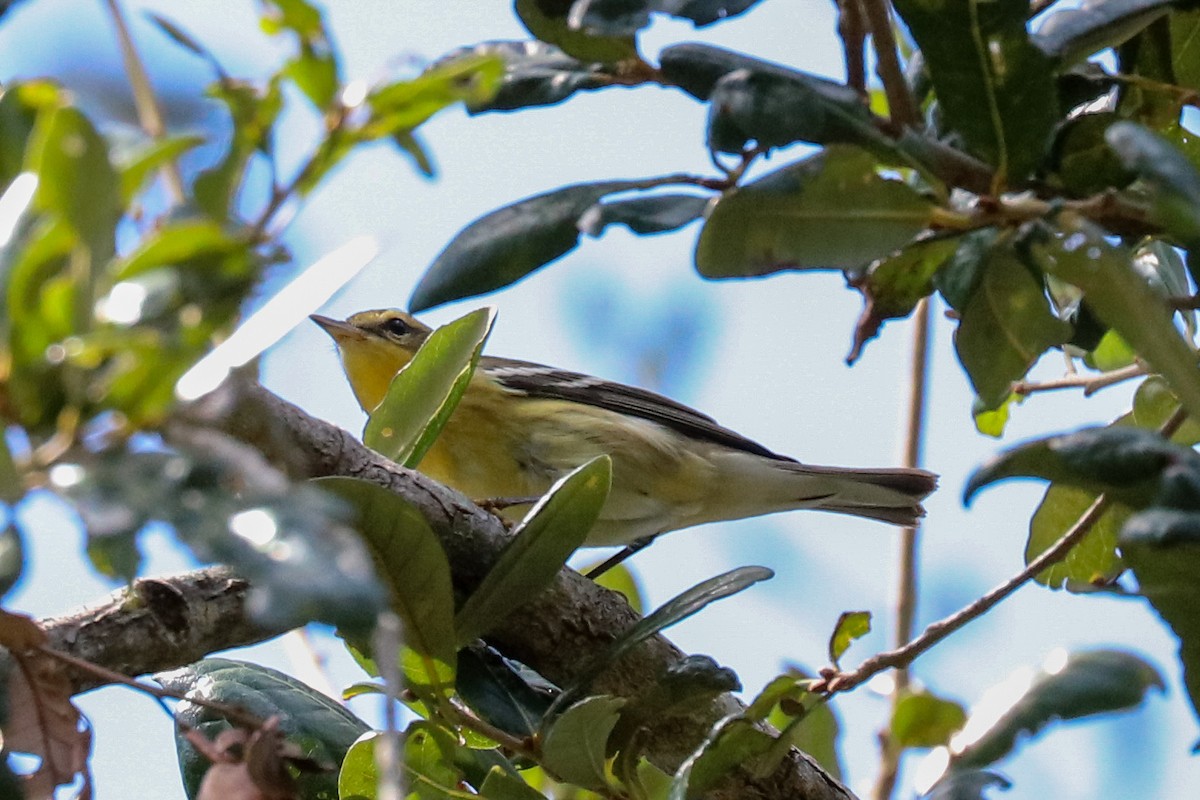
[479,356,794,462]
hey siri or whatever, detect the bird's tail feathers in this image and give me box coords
[775,462,938,528]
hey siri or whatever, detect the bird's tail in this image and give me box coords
[779,463,938,527]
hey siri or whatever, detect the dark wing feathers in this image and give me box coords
[480,356,793,462]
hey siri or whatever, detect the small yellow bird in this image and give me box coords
[312,310,937,547]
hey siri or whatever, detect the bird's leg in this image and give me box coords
[474,496,539,530]
[584,536,656,579]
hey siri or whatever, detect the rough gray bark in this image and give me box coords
[42,374,853,800]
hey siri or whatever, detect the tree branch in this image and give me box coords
[41,374,853,800]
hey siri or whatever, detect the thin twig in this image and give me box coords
[1012,363,1147,397]
[871,297,931,800]
[102,0,187,206]
[859,0,920,129]
[820,405,1189,696]
[38,644,265,728]
[834,0,868,95]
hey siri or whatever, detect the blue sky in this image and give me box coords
[0,1,1195,797]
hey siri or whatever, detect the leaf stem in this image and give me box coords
[102,0,187,206]
[1012,363,1147,397]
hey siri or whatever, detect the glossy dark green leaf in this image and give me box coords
[316,476,457,694]
[570,0,764,34]
[1024,216,1200,420]
[848,235,960,363]
[1025,377,1200,591]
[455,455,611,645]
[541,695,625,791]
[29,106,120,264]
[704,65,886,155]
[578,194,707,237]
[893,0,1058,181]
[1106,121,1200,244]
[1034,0,1174,66]
[609,655,739,757]
[1121,510,1200,726]
[922,770,1012,800]
[669,717,773,800]
[159,658,369,800]
[828,610,870,666]
[951,650,1163,769]
[515,0,640,63]
[965,426,1200,507]
[696,147,935,277]
[1047,113,1136,197]
[952,234,1071,410]
[409,179,645,311]
[441,40,611,113]
[456,645,557,739]
[116,134,205,203]
[0,523,24,599]
[891,690,967,749]
[363,307,496,466]
[555,565,772,711]
[365,55,504,140]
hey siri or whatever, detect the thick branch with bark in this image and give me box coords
[40,375,853,800]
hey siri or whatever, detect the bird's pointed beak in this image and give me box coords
[310,313,364,342]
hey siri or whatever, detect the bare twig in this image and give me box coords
[1012,363,1147,397]
[834,0,868,95]
[102,0,187,206]
[872,297,932,800]
[859,0,920,128]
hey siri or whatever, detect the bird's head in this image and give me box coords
[310,309,433,412]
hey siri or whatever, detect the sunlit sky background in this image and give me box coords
[0,1,1196,797]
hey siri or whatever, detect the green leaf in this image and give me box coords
[117,134,205,203]
[283,50,339,111]
[965,425,1200,507]
[591,560,644,614]
[1121,511,1200,727]
[891,690,967,749]
[570,0,765,34]
[1106,121,1200,245]
[704,65,890,156]
[363,307,496,466]
[515,0,640,63]
[29,106,120,264]
[158,658,370,800]
[848,235,960,363]
[194,78,283,220]
[669,717,774,800]
[365,55,505,140]
[554,566,772,711]
[1023,216,1200,421]
[1170,9,1200,91]
[578,194,707,238]
[0,81,59,189]
[541,695,625,792]
[443,41,611,113]
[456,645,556,739]
[340,724,466,800]
[0,523,24,600]
[1034,0,1175,67]
[695,146,935,277]
[455,455,611,645]
[893,0,1058,182]
[1047,112,1136,198]
[952,233,1072,410]
[114,219,245,280]
[828,610,870,666]
[409,179,646,311]
[950,650,1164,769]
[479,767,547,800]
[315,476,457,695]
[758,670,844,781]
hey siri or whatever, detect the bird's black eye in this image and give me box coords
[381,316,411,336]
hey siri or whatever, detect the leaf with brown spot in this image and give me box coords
[4,652,92,799]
